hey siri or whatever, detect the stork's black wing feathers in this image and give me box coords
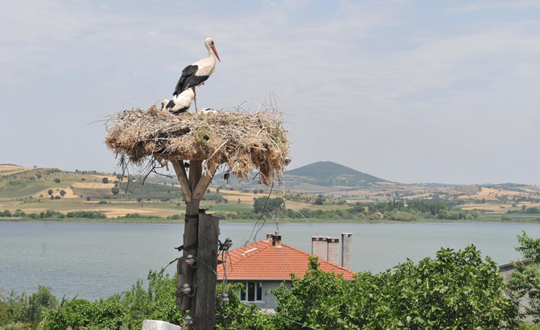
[173,65,199,96]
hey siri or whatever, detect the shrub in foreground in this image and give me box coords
[272,248,518,329]
[42,270,181,330]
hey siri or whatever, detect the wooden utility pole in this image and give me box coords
[171,159,219,330]
[104,101,290,330]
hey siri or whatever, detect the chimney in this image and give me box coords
[268,232,282,247]
[327,237,339,265]
[272,233,282,247]
[311,236,328,260]
[341,233,352,269]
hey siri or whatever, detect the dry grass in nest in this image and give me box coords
[105,106,290,185]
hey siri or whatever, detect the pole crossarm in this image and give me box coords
[172,160,217,204]
[193,162,217,200]
[172,160,192,203]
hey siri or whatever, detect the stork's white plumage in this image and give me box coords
[200,107,218,114]
[165,88,195,115]
[173,37,220,112]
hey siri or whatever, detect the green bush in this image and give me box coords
[119,213,161,220]
[36,210,65,219]
[42,297,129,330]
[253,197,284,214]
[42,270,182,330]
[12,210,25,217]
[215,284,273,330]
[508,232,540,323]
[66,211,106,219]
[0,210,12,217]
[0,285,58,328]
[271,248,518,329]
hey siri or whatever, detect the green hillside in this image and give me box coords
[0,165,186,201]
[285,161,386,187]
[0,164,352,220]
[3,163,539,223]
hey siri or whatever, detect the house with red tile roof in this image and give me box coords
[217,233,355,309]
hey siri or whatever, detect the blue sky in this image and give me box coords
[1,0,539,184]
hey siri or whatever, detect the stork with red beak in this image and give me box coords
[173,37,221,112]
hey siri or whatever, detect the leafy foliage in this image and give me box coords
[253,197,284,214]
[42,270,182,330]
[0,210,12,217]
[272,250,518,329]
[0,286,58,329]
[215,284,273,330]
[66,211,106,219]
[118,213,160,220]
[508,231,540,323]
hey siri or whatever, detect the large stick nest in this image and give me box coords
[105,106,290,185]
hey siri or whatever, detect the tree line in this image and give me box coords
[213,197,478,221]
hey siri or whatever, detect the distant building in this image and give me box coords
[217,233,355,309]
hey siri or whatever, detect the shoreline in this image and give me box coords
[1,216,540,225]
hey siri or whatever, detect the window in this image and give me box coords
[240,282,263,302]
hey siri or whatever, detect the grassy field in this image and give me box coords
[4,215,540,225]
[2,164,539,223]
[0,165,351,219]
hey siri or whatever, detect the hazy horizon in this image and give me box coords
[2,160,536,186]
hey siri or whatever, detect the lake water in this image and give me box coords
[1,221,540,301]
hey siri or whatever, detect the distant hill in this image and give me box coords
[285,161,387,187]
[2,163,539,219]
[0,164,185,200]
[0,165,117,199]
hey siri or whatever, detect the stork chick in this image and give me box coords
[165,88,195,115]
[160,99,169,110]
[200,107,218,114]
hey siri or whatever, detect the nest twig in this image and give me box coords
[104,104,290,186]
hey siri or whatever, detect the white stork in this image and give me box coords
[164,88,195,115]
[173,37,221,112]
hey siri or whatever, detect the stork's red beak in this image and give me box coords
[211,45,221,62]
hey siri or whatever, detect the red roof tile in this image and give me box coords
[217,238,355,280]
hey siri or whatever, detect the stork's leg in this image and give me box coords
[193,87,198,113]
